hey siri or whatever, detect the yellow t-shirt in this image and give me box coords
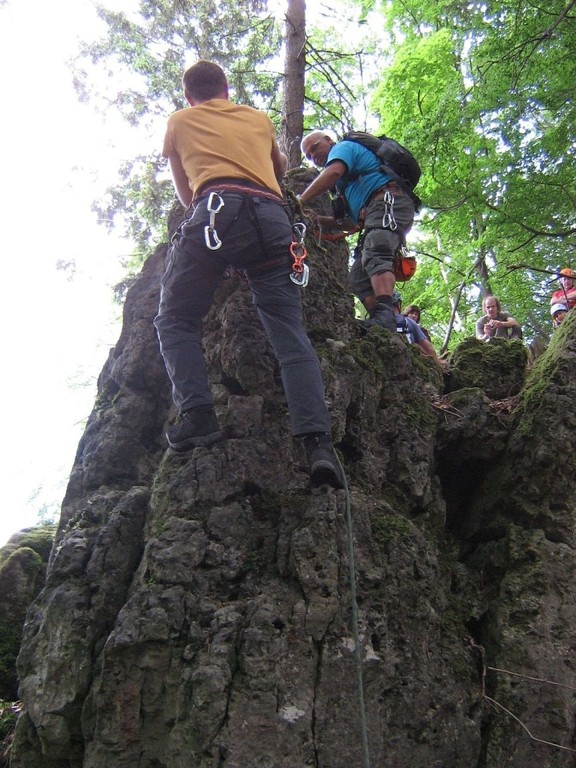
[162,99,283,197]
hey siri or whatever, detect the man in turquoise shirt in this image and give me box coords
[299,131,415,332]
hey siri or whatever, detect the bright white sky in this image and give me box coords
[0,0,149,546]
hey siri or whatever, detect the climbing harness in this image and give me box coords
[352,231,417,284]
[352,185,401,263]
[290,222,310,287]
[204,192,225,250]
[381,188,397,231]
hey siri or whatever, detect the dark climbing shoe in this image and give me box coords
[361,301,396,332]
[167,407,223,452]
[303,433,345,490]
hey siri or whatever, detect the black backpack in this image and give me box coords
[341,130,422,209]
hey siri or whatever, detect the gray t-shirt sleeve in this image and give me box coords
[405,316,426,343]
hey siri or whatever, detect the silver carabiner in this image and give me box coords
[204,226,222,250]
[293,222,306,243]
[383,214,398,230]
[382,189,397,230]
[207,191,225,216]
[290,262,309,287]
[204,192,225,249]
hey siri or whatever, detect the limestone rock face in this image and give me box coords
[8,185,576,767]
[0,526,54,700]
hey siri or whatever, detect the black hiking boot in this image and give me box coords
[167,406,223,452]
[361,299,396,332]
[303,433,345,491]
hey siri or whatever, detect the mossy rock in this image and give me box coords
[0,525,56,568]
[0,526,55,699]
[446,337,528,399]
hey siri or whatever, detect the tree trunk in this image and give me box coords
[281,0,306,168]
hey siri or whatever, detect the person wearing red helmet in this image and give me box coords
[550,267,576,309]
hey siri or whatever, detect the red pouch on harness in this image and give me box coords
[393,246,417,282]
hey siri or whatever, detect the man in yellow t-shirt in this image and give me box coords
[154,60,343,490]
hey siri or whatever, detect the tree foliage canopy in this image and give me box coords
[361,0,576,348]
[76,0,576,347]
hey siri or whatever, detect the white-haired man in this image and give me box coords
[298,131,416,332]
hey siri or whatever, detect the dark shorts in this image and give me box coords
[349,187,415,301]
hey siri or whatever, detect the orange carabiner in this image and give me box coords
[290,240,308,272]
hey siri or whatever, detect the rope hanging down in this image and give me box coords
[313,224,362,242]
[336,453,372,768]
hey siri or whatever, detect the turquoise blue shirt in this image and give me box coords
[326,140,392,223]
